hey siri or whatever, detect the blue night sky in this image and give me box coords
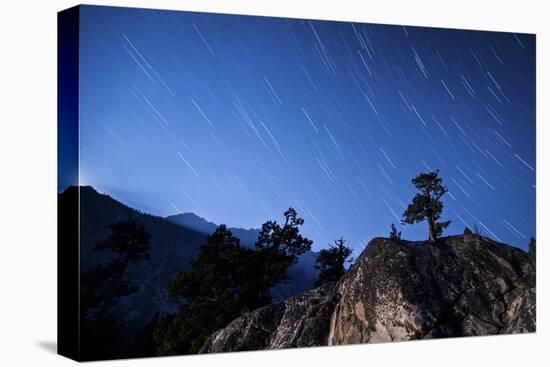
[74,5,536,252]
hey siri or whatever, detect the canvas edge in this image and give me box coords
[57,4,81,362]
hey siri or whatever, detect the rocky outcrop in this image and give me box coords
[200,235,535,353]
[199,282,338,353]
[328,235,535,344]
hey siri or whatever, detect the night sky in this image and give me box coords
[73,5,536,252]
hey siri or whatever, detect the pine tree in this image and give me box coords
[528,237,536,261]
[81,219,151,360]
[389,223,402,240]
[156,225,254,355]
[254,207,313,295]
[95,219,151,266]
[402,170,451,242]
[314,238,353,286]
[156,208,313,355]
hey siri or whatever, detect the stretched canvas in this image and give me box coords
[58,4,536,361]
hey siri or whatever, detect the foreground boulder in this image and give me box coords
[200,235,535,353]
[199,282,338,353]
[328,235,535,344]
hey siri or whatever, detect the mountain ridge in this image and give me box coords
[165,212,261,249]
[60,185,319,354]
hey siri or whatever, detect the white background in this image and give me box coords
[0,0,547,365]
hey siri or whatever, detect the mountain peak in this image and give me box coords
[165,212,218,235]
[60,185,98,195]
[167,211,212,223]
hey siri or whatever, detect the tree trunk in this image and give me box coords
[424,191,437,242]
[427,215,437,242]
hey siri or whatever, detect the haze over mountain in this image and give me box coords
[65,185,318,332]
[166,213,260,249]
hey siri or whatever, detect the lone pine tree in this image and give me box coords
[402,170,451,242]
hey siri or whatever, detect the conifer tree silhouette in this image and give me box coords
[402,170,451,242]
[314,237,353,286]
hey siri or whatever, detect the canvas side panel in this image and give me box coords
[57,5,81,362]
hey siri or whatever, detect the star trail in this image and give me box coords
[73,5,536,252]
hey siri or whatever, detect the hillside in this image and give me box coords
[60,186,319,356]
[200,234,536,352]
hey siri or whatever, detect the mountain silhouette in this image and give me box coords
[60,185,319,355]
[166,213,260,249]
